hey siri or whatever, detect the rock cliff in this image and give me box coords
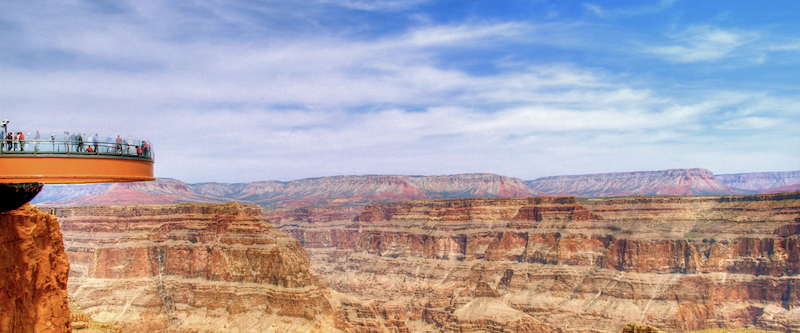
[280,194,800,332]
[527,168,742,197]
[0,204,71,333]
[56,202,341,332]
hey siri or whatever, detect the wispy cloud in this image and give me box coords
[319,0,433,12]
[646,25,759,63]
[583,0,677,18]
[404,22,530,47]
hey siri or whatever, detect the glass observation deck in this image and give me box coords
[0,139,155,184]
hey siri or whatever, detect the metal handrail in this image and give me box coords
[0,139,154,161]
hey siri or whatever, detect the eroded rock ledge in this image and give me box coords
[279,194,800,332]
[56,202,340,332]
[0,204,71,333]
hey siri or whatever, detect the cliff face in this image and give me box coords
[528,168,743,197]
[0,204,71,333]
[280,194,800,333]
[56,202,340,332]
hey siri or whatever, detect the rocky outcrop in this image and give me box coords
[528,168,743,197]
[621,323,665,333]
[280,194,800,332]
[69,296,122,333]
[0,204,71,333]
[56,202,341,332]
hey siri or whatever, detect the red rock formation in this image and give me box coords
[281,194,800,333]
[0,204,71,333]
[56,202,342,332]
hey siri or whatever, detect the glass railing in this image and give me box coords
[0,139,154,161]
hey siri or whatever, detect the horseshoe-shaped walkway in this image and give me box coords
[0,140,154,184]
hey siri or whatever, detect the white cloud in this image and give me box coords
[1,0,799,182]
[583,0,677,18]
[582,4,605,17]
[405,22,529,47]
[716,117,781,131]
[647,25,759,63]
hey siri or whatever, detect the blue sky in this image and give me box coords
[1,0,799,183]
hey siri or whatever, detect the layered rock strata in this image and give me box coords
[716,171,800,192]
[36,174,539,207]
[0,204,71,333]
[56,202,341,332]
[527,168,741,197]
[35,170,800,207]
[279,194,800,332]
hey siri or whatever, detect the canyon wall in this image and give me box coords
[56,202,342,332]
[0,204,71,333]
[280,194,800,332]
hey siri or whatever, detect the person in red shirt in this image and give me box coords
[115,135,123,154]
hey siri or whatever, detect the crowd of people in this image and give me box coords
[0,127,151,158]
[2,131,30,152]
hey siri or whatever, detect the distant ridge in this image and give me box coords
[34,173,539,207]
[526,168,743,197]
[33,169,800,207]
[715,171,800,192]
